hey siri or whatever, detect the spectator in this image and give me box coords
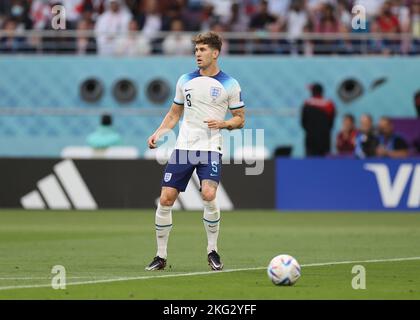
[162,19,192,55]
[80,0,106,22]
[249,0,277,31]
[8,0,32,30]
[285,0,308,54]
[336,0,354,53]
[249,0,278,54]
[313,3,342,54]
[315,3,340,33]
[391,0,410,32]
[301,83,336,156]
[87,114,122,149]
[0,18,29,53]
[159,0,191,30]
[373,1,401,54]
[204,0,236,25]
[375,1,401,33]
[267,0,291,20]
[286,0,308,40]
[337,0,352,32]
[415,90,420,117]
[336,114,357,155]
[115,19,151,56]
[200,3,219,31]
[30,0,52,30]
[136,0,168,39]
[226,2,249,54]
[355,114,379,158]
[411,2,420,53]
[75,18,96,54]
[94,0,131,56]
[0,0,416,56]
[61,0,85,29]
[303,18,315,56]
[375,117,409,158]
[136,0,172,53]
[228,2,249,32]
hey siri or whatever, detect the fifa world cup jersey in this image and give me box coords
[173,69,244,154]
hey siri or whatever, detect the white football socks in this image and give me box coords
[155,203,173,259]
[203,199,220,254]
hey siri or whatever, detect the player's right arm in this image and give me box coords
[148,103,184,149]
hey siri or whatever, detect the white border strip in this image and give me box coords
[0,256,419,291]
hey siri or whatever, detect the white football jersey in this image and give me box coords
[173,69,244,154]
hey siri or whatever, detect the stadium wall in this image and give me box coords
[0,57,419,158]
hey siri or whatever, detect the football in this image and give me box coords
[267,254,301,286]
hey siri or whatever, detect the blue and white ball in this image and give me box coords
[267,254,301,286]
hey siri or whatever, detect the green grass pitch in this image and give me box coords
[0,210,419,299]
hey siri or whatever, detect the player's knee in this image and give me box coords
[201,189,216,202]
[160,195,176,207]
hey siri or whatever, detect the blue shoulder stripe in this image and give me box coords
[212,71,238,92]
[178,69,201,87]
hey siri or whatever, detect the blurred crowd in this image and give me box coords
[335,114,415,159]
[301,83,420,158]
[0,0,420,55]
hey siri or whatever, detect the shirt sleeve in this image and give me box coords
[228,80,245,110]
[173,76,184,106]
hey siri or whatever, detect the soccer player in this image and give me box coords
[145,32,245,271]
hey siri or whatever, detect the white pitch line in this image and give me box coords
[0,276,96,280]
[0,256,419,291]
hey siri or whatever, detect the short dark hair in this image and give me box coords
[311,83,324,96]
[192,31,222,52]
[101,114,112,126]
[343,114,355,123]
[380,116,392,125]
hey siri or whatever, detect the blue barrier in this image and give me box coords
[275,158,420,211]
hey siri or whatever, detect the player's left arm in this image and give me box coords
[205,107,245,130]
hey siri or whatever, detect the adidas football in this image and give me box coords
[267,254,301,286]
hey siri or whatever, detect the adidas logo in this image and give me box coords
[155,173,234,210]
[20,160,97,210]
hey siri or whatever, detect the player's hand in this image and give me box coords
[148,133,159,149]
[376,146,388,157]
[204,120,226,129]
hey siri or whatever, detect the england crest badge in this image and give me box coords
[164,173,172,182]
[210,87,221,102]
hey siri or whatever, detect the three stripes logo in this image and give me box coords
[20,160,97,210]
